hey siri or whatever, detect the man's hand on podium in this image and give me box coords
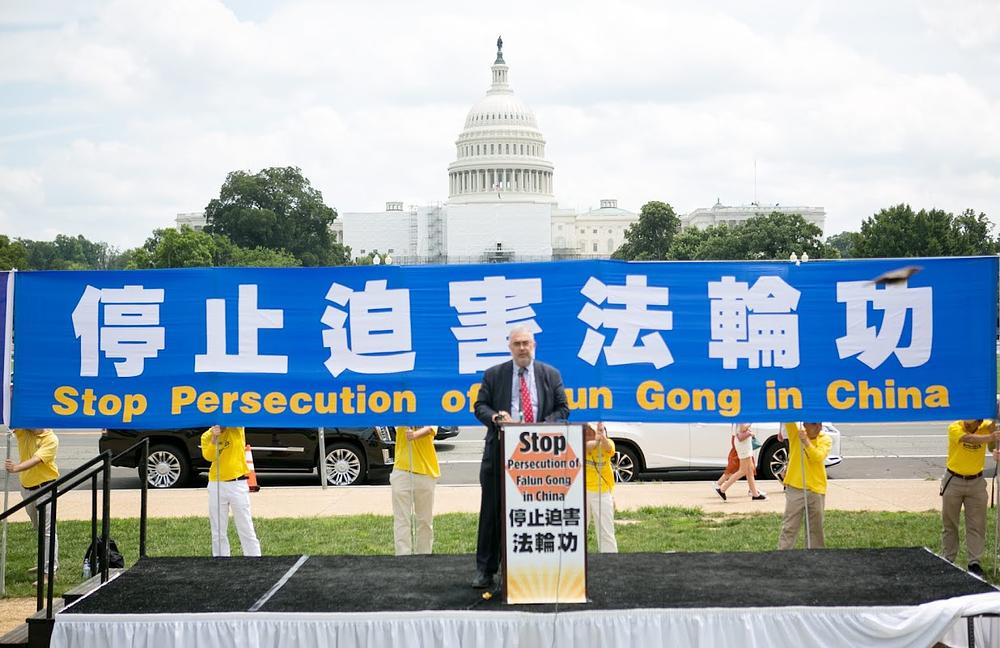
[492,411,512,425]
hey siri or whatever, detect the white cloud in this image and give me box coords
[0,0,998,248]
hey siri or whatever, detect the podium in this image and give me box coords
[501,423,587,604]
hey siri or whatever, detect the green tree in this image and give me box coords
[949,208,999,255]
[0,235,27,270]
[205,167,348,266]
[18,234,126,270]
[612,201,681,260]
[128,227,218,268]
[853,204,954,258]
[663,212,834,260]
[21,239,63,269]
[825,231,858,258]
[227,245,301,268]
[687,223,748,260]
[664,226,707,260]
[126,227,302,269]
[736,212,830,260]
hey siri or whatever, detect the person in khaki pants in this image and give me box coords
[940,418,999,578]
[390,426,439,555]
[777,422,831,550]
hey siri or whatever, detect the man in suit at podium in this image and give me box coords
[471,324,570,589]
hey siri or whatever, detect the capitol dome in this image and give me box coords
[448,37,555,203]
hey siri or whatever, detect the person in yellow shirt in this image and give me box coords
[5,428,60,579]
[584,422,618,553]
[778,422,831,550]
[390,425,439,555]
[940,418,999,578]
[201,425,261,557]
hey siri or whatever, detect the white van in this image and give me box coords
[603,422,843,482]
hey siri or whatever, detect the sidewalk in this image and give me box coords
[1,479,945,522]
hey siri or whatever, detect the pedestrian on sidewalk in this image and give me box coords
[390,425,440,555]
[778,422,831,550]
[940,418,999,578]
[716,423,766,502]
[714,435,740,491]
[584,422,618,553]
[5,428,60,584]
[201,425,261,557]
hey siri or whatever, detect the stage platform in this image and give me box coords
[53,548,999,648]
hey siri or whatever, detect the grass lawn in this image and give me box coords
[1,507,996,598]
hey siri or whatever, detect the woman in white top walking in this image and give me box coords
[715,423,767,501]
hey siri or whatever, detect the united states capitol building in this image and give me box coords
[177,39,824,263]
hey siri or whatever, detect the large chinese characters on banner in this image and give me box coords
[8,257,998,428]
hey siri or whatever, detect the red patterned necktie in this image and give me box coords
[518,368,534,423]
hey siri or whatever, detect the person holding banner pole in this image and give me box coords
[584,422,618,553]
[939,418,998,578]
[994,451,1000,579]
[1,427,11,595]
[777,422,830,550]
[4,428,60,584]
[471,325,569,589]
[390,425,439,555]
[201,425,261,557]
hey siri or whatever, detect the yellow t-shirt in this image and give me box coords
[946,420,994,476]
[782,422,832,495]
[393,426,440,479]
[13,429,59,489]
[200,426,250,482]
[585,438,616,494]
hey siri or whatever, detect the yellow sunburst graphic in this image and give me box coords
[506,566,587,604]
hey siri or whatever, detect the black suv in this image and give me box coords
[100,427,396,488]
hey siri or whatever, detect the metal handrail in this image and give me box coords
[0,437,150,619]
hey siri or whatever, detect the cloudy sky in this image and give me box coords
[1,0,998,249]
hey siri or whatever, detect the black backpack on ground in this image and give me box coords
[84,537,125,572]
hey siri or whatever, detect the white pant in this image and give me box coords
[208,480,261,557]
[586,490,618,553]
[21,485,59,571]
[390,470,436,555]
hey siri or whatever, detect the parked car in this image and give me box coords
[603,422,843,483]
[435,425,460,441]
[100,426,396,488]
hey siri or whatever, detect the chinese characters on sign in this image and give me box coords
[322,280,416,377]
[503,424,587,604]
[68,274,939,381]
[450,275,542,374]
[20,257,986,428]
[708,276,801,369]
[72,285,165,377]
[835,279,933,369]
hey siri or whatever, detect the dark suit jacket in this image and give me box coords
[474,359,569,440]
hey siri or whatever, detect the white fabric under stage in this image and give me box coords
[51,592,1000,648]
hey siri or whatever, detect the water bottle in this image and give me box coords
[82,558,91,579]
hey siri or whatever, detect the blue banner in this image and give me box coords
[9,257,998,428]
[0,271,9,426]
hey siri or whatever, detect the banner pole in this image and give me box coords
[1,271,15,596]
[1,427,11,597]
[318,428,327,490]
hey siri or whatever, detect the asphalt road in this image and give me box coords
[5,421,996,492]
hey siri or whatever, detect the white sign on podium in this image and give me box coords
[502,423,587,604]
